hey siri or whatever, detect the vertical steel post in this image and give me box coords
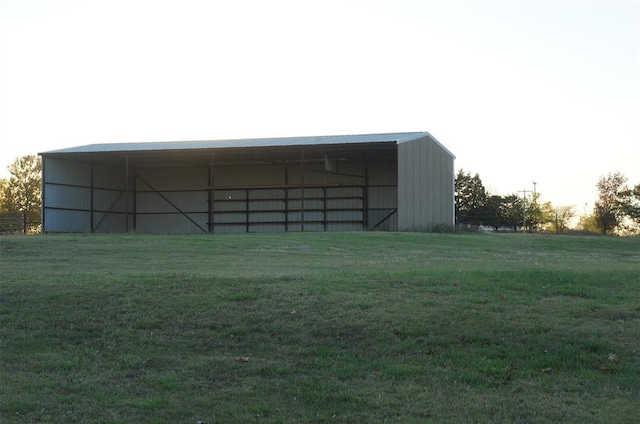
[208,153,214,233]
[364,159,369,230]
[300,149,305,232]
[90,161,94,233]
[132,170,137,232]
[284,162,289,232]
[40,157,46,233]
[125,155,129,233]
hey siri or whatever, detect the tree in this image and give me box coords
[576,213,599,233]
[536,199,557,233]
[549,205,575,234]
[0,178,8,211]
[479,194,529,232]
[480,195,502,231]
[500,194,522,231]
[524,193,544,232]
[455,169,487,227]
[0,155,42,232]
[619,183,640,224]
[594,172,628,234]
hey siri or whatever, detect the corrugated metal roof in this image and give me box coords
[40,131,454,158]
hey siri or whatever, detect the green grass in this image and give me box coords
[1,232,639,423]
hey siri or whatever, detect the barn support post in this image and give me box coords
[40,158,46,232]
[322,187,327,231]
[132,170,137,232]
[284,162,289,232]
[125,155,130,233]
[90,162,94,233]
[208,153,214,233]
[245,188,250,233]
[364,159,369,230]
[300,148,305,232]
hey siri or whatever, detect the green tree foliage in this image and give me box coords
[0,178,8,211]
[455,169,487,226]
[500,194,522,231]
[479,194,524,232]
[594,172,628,234]
[480,195,502,231]
[507,192,554,233]
[548,205,576,234]
[523,193,543,232]
[576,213,599,233]
[0,155,42,230]
[619,184,640,224]
[455,169,639,235]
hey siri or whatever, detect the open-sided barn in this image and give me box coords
[39,132,455,233]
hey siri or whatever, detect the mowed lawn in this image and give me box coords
[1,232,639,423]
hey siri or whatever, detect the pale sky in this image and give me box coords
[1,0,639,215]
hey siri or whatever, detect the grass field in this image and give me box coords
[1,232,639,423]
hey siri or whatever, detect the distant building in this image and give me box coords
[39,132,455,233]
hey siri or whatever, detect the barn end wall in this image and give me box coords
[397,136,454,231]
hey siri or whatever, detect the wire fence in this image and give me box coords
[0,211,41,235]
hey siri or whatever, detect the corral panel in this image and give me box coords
[213,213,246,223]
[215,201,247,212]
[287,222,324,232]
[249,211,285,223]
[326,198,362,210]
[326,210,363,221]
[287,199,325,210]
[288,188,324,199]
[249,200,286,211]
[287,211,324,222]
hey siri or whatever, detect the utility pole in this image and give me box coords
[518,189,532,232]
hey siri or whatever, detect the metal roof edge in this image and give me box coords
[423,132,456,159]
[38,131,454,156]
